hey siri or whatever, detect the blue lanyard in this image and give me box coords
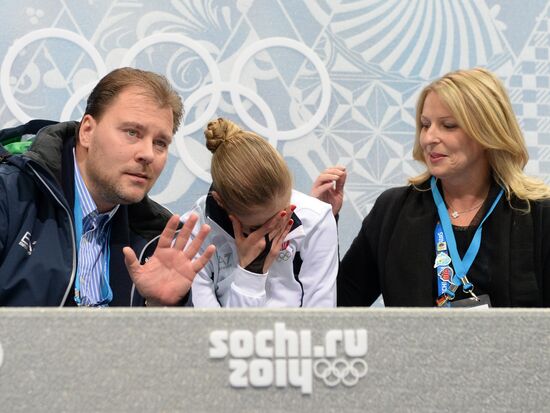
[73,193,112,306]
[434,222,453,307]
[430,177,503,304]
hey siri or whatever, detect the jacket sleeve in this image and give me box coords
[336,188,405,307]
[298,204,338,307]
[180,206,222,308]
[537,200,550,306]
[0,173,6,260]
[185,206,270,308]
[337,213,381,306]
[189,253,221,307]
[192,262,270,307]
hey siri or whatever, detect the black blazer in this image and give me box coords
[338,179,550,307]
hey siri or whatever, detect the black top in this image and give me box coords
[337,179,550,307]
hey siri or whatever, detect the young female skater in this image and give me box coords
[185,118,338,307]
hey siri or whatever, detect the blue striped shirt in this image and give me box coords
[73,152,119,306]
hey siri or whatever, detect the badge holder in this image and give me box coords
[449,294,492,308]
[436,276,479,307]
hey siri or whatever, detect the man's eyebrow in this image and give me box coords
[120,121,145,131]
[120,122,172,142]
[162,132,173,144]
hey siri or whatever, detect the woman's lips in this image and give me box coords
[429,152,446,162]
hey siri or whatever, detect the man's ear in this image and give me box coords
[78,114,96,149]
[211,191,226,209]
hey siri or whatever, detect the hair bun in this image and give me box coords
[205,118,241,153]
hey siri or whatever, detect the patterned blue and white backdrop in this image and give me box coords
[1,0,549,252]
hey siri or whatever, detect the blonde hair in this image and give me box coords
[410,67,550,205]
[205,118,292,215]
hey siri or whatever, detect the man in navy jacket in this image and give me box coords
[0,67,214,306]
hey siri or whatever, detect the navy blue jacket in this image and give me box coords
[0,121,172,306]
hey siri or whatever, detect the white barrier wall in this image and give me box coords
[0,308,548,412]
[2,1,550,253]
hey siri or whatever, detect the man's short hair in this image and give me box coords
[82,67,184,135]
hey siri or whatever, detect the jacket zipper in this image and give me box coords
[28,164,76,307]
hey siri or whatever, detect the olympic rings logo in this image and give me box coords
[1,30,331,183]
[277,249,292,261]
[313,357,368,387]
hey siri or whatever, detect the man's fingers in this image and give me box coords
[185,224,212,258]
[191,244,216,273]
[123,246,140,279]
[174,213,197,250]
[157,214,181,248]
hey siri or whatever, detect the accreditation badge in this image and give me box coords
[450,294,492,309]
[434,252,452,268]
[437,266,453,282]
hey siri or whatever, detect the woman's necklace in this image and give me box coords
[447,199,485,219]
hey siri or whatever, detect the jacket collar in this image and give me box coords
[26,121,79,186]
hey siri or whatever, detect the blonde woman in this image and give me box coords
[183,118,338,307]
[337,67,550,307]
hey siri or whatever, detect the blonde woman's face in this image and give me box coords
[419,91,489,186]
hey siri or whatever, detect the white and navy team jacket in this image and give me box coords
[183,190,338,308]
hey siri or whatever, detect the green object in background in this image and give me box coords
[4,141,32,154]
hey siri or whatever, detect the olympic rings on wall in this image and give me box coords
[175,82,278,182]
[1,29,107,123]
[1,31,331,182]
[229,37,332,142]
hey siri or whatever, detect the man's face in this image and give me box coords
[77,86,174,212]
